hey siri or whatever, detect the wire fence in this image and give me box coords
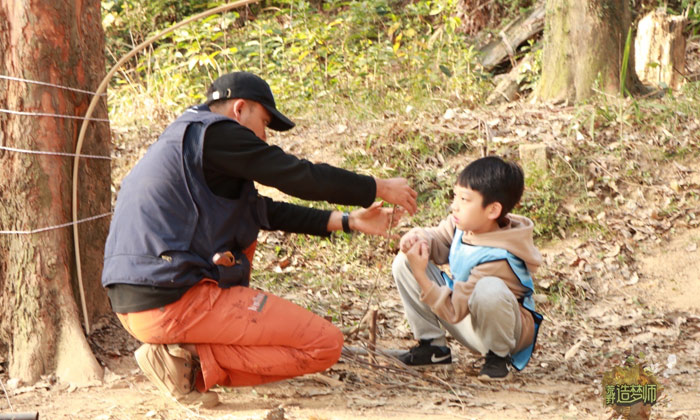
[0,212,113,235]
[0,74,107,96]
[0,145,112,160]
[0,74,114,236]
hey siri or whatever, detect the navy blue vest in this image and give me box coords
[102,105,268,289]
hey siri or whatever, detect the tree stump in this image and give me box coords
[634,9,687,90]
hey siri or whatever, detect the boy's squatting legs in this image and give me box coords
[392,252,484,352]
[468,275,522,358]
[392,252,522,362]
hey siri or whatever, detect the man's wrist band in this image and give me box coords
[342,212,352,233]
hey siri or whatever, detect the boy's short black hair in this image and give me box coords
[457,156,524,226]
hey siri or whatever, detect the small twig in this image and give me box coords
[387,205,395,240]
[340,351,401,387]
[343,342,445,384]
[479,119,492,157]
[0,377,14,411]
[498,30,516,68]
[344,270,383,340]
[341,348,422,380]
[368,309,378,365]
[344,340,501,390]
[424,371,465,410]
[341,310,373,339]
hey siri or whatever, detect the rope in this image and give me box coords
[0,74,107,96]
[0,145,112,160]
[0,212,112,235]
[0,108,110,122]
[72,0,259,334]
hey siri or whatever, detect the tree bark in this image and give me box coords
[535,0,644,102]
[0,0,111,385]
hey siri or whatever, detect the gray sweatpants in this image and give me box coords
[392,252,522,358]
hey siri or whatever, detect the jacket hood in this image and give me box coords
[462,214,542,273]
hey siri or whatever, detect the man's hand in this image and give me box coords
[350,201,405,237]
[374,177,417,215]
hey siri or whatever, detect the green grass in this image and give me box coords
[106,0,493,130]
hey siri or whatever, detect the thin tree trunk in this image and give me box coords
[536,0,644,102]
[0,0,111,385]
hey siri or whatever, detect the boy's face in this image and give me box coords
[450,185,501,234]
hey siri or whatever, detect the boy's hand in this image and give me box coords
[399,231,428,253]
[405,239,429,273]
[350,201,405,237]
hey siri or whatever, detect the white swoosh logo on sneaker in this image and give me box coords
[431,354,450,363]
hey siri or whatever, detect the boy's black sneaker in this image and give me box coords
[397,339,452,366]
[477,350,512,381]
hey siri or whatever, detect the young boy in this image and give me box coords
[392,156,543,381]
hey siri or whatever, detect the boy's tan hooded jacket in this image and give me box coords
[408,213,542,352]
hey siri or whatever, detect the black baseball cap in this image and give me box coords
[206,72,295,131]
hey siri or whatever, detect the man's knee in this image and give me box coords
[317,324,344,369]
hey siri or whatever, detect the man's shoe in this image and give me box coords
[397,339,452,366]
[135,344,219,408]
[477,350,512,381]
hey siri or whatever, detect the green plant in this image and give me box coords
[105,0,491,128]
[619,27,633,97]
[686,0,700,37]
[516,41,542,92]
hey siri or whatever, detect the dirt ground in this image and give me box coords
[0,226,700,420]
[1,225,698,420]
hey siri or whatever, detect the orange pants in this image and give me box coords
[117,280,343,391]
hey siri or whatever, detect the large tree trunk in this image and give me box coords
[0,1,111,385]
[536,0,644,102]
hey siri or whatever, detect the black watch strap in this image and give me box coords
[342,212,352,233]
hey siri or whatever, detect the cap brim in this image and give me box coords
[261,104,295,132]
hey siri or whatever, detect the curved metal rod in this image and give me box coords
[72,0,258,333]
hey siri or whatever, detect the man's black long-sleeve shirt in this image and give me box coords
[203,121,375,234]
[107,119,376,312]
